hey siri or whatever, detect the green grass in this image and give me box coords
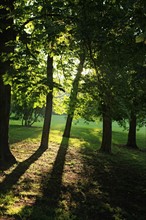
[1,114,145,220]
[9,114,146,149]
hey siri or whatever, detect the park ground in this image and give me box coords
[0,115,146,220]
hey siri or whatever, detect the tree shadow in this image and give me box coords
[0,146,46,194]
[13,129,146,220]
[76,143,146,220]
[9,125,42,144]
[23,134,102,220]
[28,137,69,219]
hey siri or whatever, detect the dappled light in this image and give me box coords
[1,0,146,218]
[1,121,146,219]
[9,125,42,144]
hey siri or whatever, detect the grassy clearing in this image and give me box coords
[9,115,146,149]
[0,115,146,220]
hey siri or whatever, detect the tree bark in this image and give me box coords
[40,55,53,149]
[63,53,85,138]
[63,115,73,138]
[0,76,16,167]
[100,111,112,154]
[126,112,138,149]
[0,0,16,167]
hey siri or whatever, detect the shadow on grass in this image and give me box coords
[76,142,146,220]
[26,137,69,220]
[9,125,42,144]
[112,130,146,150]
[0,146,46,194]
[17,134,102,220]
[8,129,146,220]
[71,127,102,150]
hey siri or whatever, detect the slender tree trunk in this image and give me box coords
[126,112,138,149]
[63,115,73,138]
[63,53,85,138]
[100,111,112,154]
[40,55,53,149]
[0,76,16,167]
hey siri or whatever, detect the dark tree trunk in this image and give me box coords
[100,112,112,154]
[0,0,16,167]
[0,0,15,75]
[63,115,73,138]
[40,55,53,149]
[126,112,138,149]
[63,53,85,138]
[0,76,16,167]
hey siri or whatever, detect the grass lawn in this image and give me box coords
[0,115,146,220]
[9,115,146,149]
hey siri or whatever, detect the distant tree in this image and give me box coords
[74,0,146,153]
[11,54,46,127]
[125,65,146,149]
[124,0,146,149]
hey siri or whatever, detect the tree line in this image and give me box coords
[0,0,146,167]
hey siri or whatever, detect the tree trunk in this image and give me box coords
[0,0,16,168]
[126,112,138,149]
[63,115,73,138]
[100,112,112,154]
[0,76,16,167]
[40,55,53,149]
[63,53,85,138]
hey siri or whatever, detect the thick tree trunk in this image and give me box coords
[0,76,16,167]
[40,55,53,149]
[0,0,16,167]
[126,112,138,149]
[0,0,15,75]
[63,53,85,138]
[100,112,112,154]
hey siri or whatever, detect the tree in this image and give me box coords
[12,0,69,149]
[124,0,146,149]
[63,52,85,138]
[74,0,124,153]
[126,112,138,149]
[11,52,46,127]
[31,0,76,148]
[40,55,53,149]
[125,66,146,149]
[74,0,145,153]
[0,0,16,167]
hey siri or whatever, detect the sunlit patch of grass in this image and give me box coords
[71,127,101,150]
[69,137,84,148]
[10,205,33,220]
[10,115,146,150]
[6,115,146,220]
[49,130,63,144]
[6,204,25,216]
[0,192,18,215]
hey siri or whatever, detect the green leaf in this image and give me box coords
[135,34,145,43]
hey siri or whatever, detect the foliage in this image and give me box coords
[1,0,146,158]
[11,52,47,126]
